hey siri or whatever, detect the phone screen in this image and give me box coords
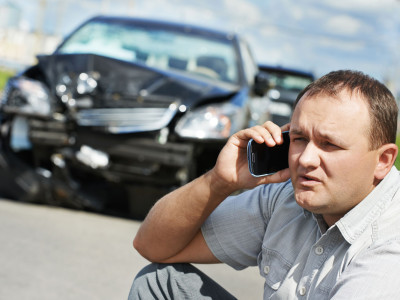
[247,131,290,177]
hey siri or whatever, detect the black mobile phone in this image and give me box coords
[247,131,290,177]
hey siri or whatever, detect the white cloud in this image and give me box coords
[324,14,362,36]
[134,0,232,31]
[222,0,262,26]
[323,0,399,14]
[318,36,364,52]
[259,25,280,38]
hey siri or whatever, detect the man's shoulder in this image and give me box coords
[376,167,400,237]
[236,179,294,204]
[373,193,400,242]
[223,180,296,222]
[259,179,294,200]
[257,180,305,220]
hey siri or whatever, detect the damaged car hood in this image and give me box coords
[38,53,238,108]
[37,54,240,133]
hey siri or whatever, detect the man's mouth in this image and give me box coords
[299,174,321,186]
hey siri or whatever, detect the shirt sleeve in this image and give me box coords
[329,238,400,299]
[201,180,293,270]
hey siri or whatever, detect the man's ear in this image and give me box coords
[374,143,398,180]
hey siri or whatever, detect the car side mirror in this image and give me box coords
[253,72,270,96]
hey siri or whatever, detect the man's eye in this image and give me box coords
[323,141,340,149]
[293,137,306,142]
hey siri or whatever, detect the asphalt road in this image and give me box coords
[0,199,264,300]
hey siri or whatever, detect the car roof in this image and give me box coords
[259,64,315,80]
[88,15,238,42]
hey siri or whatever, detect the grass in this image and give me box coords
[396,134,400,169]
[0,68,15,92]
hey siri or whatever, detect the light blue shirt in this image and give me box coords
[202,167,400,299]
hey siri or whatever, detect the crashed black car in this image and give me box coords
[0,16,270,218]
[258,65,314,126]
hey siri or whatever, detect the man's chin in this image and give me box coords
[294,191,323,212]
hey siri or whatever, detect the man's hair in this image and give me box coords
[295,70,398,150]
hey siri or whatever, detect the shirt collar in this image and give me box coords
[302,209,329,234]
[336,166,400,244]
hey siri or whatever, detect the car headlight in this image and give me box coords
[56,72,98,107]
[175,103,244,140]
[6,77,52,116]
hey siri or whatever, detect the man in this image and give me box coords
[129,70,399,299]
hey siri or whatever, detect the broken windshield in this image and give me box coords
[57,20,239,84]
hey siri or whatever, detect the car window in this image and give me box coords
[57,21,239,84]
[268,72,313,92]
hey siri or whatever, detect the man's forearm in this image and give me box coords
[133,170,232,262]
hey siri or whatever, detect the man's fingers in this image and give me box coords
[262,121,285,144]
[234,122,284,147]
[281,123,290,133]
[256,168,291,185]
[233,126,268,145]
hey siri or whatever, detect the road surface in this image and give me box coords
[0,199,264,299]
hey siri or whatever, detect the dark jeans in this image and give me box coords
[128,263,237,299]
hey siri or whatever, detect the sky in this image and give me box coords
[3,0,400,95]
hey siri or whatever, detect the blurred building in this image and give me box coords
[0,29,60,69]
[0,1,60,70]
[0,1,21,29]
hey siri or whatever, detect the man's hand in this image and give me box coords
[208,121,291,196]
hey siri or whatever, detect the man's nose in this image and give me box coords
[298,142,320,168]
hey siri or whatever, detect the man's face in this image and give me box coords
[289,90,380,225]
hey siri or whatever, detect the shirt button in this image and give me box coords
[263,266,270,275]
[315,246,324,255]
[299,286,307,296]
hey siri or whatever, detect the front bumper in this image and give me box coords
[84,136,195,185]
[28,120,196,186]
